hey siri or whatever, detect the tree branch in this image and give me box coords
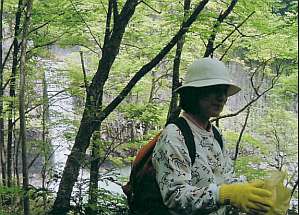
[233,107,250,162]
[104,0,113,45]
[139,0,161,14]
[250,59,271,96]
[219,35,239,60]
[69,0,102,50]
[98,0,210,123]
[224,20,263,38]
[79,51,89,93]
[28,12,65,35]
[214,11,255,52]
[27,33,65,53]
[28,153,40,169]
[12,89,66,126]
[1,42,14,73]
[78,44,99,55]
[112,0,119,25]
[203,0,238,57]
[291,179,298,197]
[212,61,281,122]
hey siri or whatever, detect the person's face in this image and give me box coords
[196,85,229,119]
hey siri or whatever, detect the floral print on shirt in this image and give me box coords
[152,116,239,215]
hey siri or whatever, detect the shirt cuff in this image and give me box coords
[209,183,219,204]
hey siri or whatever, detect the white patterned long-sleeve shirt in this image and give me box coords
[152,115,239,215]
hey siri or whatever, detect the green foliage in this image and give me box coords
[0,186,22,215]
[272,72,298,106]
[119,103,167,126]
[1,0,298,214]
[257,107,298,161]
[234,156,268,180]
[223,131,268,154]
[84,188,128,215]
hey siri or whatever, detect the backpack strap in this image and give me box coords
[168,118,224,165]
[212,125,224,151]
[170,117,196,165]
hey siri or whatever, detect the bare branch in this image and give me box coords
[233,107,250,162]
[272,126,284,170]
[249,60,271,96]
[104,0,113,45]
[79,44,99,55]
[139,0,161,14]
[291,179,298,197]
[204,0,238,57]
[1,42,14,72]
[12,89,66,126]
[28,153,40,169]
[112,0,119,25]
[28,12,65,34]
[212,61,281,122]
[27,33,65,53]
[224,20,263,38]
[121,42,142,49]
[153,72,172,85]
[79,51,89,93]
[100,0,108,14]
[69,0,102,50]
[219,35,239,60]
[2,78,11,91]
[214,11,255,52]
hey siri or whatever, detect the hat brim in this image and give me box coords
[174,78,241,96]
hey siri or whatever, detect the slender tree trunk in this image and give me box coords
[50,1,210,214]
[203,0,238,57]
[0,0,6,186]
[233,108,250,164]
[14,131,20,186]
[86,129,102,215]
[19,0,33,214]
[42,71,49,211]
[148,70,156,103]
[8,0,23,187]
[167,0,191,123]
[86,3,114,212]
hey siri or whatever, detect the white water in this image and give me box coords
[31,46,128,197]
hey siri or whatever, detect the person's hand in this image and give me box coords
[219,180,273,214]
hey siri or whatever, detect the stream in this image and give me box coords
[30,45,129,197]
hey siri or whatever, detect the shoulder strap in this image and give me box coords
[212,125,224,151]
[171,117,196,165]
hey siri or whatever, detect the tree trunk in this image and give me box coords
[0,0,6,186]
[203,0,238,57]
[42,71,49,211]
[148,70,156,103]
[233,108,250,164]
[8,0,23,187]
[86,125,102,215]
[19,0,34,214]
[86,1,113,213]
[167,0,191,123]
[50,1,210,214]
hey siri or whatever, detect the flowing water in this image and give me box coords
[30,45,128,197]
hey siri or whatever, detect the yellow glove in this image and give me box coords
[219,181,273,213]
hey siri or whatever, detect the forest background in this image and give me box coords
[0,0,298,214]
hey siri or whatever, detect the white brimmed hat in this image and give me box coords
[175,58,241,96]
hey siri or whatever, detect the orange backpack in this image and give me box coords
[122,117,223,215]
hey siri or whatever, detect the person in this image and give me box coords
[152,58,273,215]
